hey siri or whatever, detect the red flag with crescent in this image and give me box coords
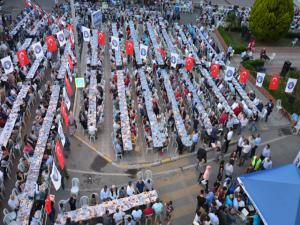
[125,40,134,55]
[65,75,73,96]
[44,194,52,215]
[185,56,194,71]
[269,75,280,90]
[239,68,250,84]
[55,140,65,170]
[61,101,69,126]
[158,48,166,59]
[68,54,73,71]
[98,32,105,46]
[17,49,30,67]
[46,35,57,52]
[210,63,220,78]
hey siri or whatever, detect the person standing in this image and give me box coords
[199,165,212,192]
[236,136,244,158]
[224,160,234,179]
[191,131,199,152]
[223,128,233,153]
[68,111,77,136]
[239,139,251,166]
[262,157,273,170]
[261,144,271,161]
[265,99,274,122]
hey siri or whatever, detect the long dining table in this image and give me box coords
[87,70,97,133]
[160,69,192,147]
[26,43,48,79]
[146,22,164,66]
[57,190,158,224]
[129,21,143,65]
[57,41,72,79]
[16,85,61,225]
[91,29,99,67]
[111,23,122,67]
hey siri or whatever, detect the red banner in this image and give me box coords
[46,35,57,52]
[210,64,220,78]
[67,24,74,32]
[185,57,194,71]
[68,54,73,71]
[239,68,250,84]
[61,101,69,126]
[98,32,105,46]
[158,48,166,59]
[17,49,30,67]
[55,140,65,170]
[269,75,280,90]
[44,194,52,215]
[65,75,73,96]
[125,40,134,55]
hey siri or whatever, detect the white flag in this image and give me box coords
[63,87,71,110]
[1,56,14,75]
[51,162,62,191]
[32,42,44,59]
[256,72,265,87]
[170,52,178,68]
[225,66,235,81]
[56,30,66,47]
[58,119,66,146]
[140,44,148,60]
[81,26,91,42]
[285,78,297,93]
[111,36,119,50]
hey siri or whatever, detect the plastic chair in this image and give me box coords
[268,53,276,63]
[70,178,80,197]
[144,170,153,181]
[145,214,153,225]
[136,171,143,181]
[276,99,282,112]
[80,195,89,207]
[3,215,13,225]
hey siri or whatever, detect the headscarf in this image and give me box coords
[203,165,212,180]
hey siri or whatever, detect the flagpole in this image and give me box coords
[70,0,80,77]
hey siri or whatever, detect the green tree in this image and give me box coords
[249,0,294,41]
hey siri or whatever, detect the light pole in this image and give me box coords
[70,0,80,77]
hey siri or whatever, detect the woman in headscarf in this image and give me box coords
[199,165,212,192]
[68,111,77,136]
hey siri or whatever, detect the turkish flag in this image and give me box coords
[46,35,57,52]
[210,64,220,78]
[65,75,73,96]
[239,68,250,84]
[185,56,194,71]
[68,54,73,71]
[17,50,30,67]
[269,75,280,90]
[158,48,166,59]
[125,40,134,55]
[61,101,69,126]
[55,140,65,170]
[44,194,52,215]
[98,32,105,46]
[67,24,74,32]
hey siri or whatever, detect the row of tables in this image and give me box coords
[57,41,72,79]
[129,21,143,65]
[19,38,33,51]
[138,68,167,148]
[29,14,47,36]
[87,70,97,133]
[160,69,192,147]
[0,85,31,160]
[116,70,133,151]
[111,23,122,67]
[16,85,61,225]
[90,30,99,67]
[57,190,158,224]
[146,22,164,66]
[191,24,262,117]
[9,9,33,36]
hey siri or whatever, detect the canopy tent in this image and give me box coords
[238,164,300,225]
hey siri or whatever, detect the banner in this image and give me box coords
[256,72,265,87]
[58,119,66,146]
[111,36,119,50]
[68,54,73,71]
[269,75,280,90]
[225,66,235,81]
[56,30,66,47]
[91,10,102,28]
[158,48,166,59]
[170,53,178,68]
[185,56,194,71]
[55,140,65,170]
[61,101,69,126]
[44,194,52,215]
[81,26,91,42]
[17,49,30,67]
[98,32,105,46]
[46,35,57,52]
[140,44,148,60]
[210,63,219,78]
[65,75,73,96]
[285,78,297,93]
[63,87,71,111]
[32,42,44,59]
[239,68,250,84]
[1,56,14,75]
[50,162,62,191]
[125,40,134,55]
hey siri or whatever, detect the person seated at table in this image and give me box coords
[0,107,8,127]
[219,110,229,126]
[100,185,111,202]
[136,179,145,194]
[127,181,135,196]
[113,208,125,224]
[110,185,118,200]
[131,206,142,222]
[152,198,164,216]
[101,209,113,225]
[8,194,19,211]
[1,146,9,162]
[144,203,154,216]
[23,140,34,156]
[68,196,77,211]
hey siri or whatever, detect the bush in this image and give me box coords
[218,26,247,54]
[234,45,247,54]
[285,32,300,39]
[249,0,294,41]
[242,59,265,72]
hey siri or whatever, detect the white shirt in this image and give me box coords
[227,131,233,141]
[132,209,142,220]
[8,197,19,210]
[242,144,251,154]
[126,185,135,196]
[113,211,125,223]
[208,212,219,225]
[100,188,110,200]
[225,163,233,176]
[237,137,244,147]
